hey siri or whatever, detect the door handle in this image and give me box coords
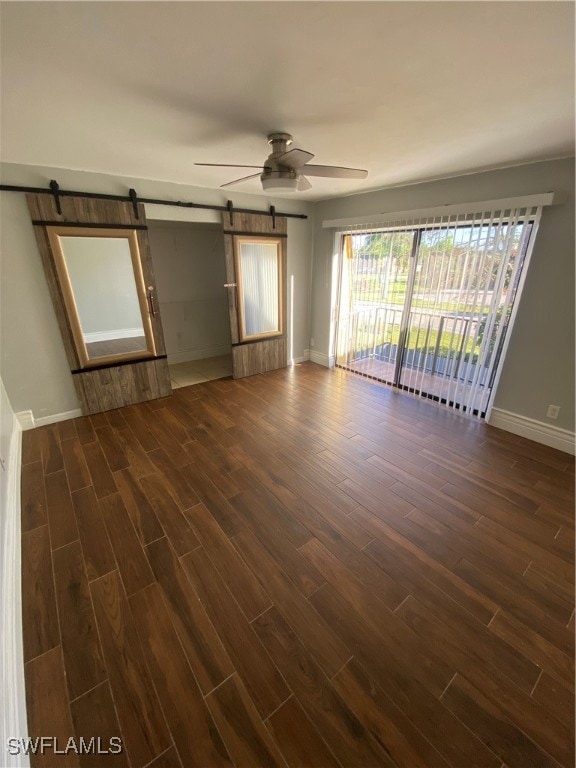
[224,283,237,310]
[147,285,156,317]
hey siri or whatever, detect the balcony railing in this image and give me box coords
[337,305,494,390]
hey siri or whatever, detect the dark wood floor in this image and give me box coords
[21,362,574,768]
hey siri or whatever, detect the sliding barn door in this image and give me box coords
[27,193,172,414]
[222,211,287,378]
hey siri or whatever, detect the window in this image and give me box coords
[234,236,283,341]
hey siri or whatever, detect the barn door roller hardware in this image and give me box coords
[49,180,62,215]
[128,188,139,219]
[0,180,308,220]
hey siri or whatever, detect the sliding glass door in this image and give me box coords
[335,229,415,385]
[335,210,537,417]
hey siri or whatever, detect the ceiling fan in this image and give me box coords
[195,132,368,192]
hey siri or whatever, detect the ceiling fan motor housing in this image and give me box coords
[262,133,299,189]
[267,133,293,154]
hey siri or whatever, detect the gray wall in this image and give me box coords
[1,158,572,433]
[0,377,17,520]
[148,223,231,363]
[0,163,313,419]
[311,157,575,431]
[0,190,79,420]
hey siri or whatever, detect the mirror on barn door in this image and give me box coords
[46,226,158,368]
[222,212,287,378]
[27,193,172,414]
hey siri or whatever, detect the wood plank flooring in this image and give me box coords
[21,362,574,768]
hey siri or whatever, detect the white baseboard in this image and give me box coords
[15,411,35,431]
[84,327,143,343]
[290,350,310,365]
[309,350,335,368]
[17,409,83,431]
[488,408,575,455]
[1,415,30,767]
[167,345,232,365]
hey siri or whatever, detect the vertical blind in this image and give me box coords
[238,241,280,337]
[334,204,542,417]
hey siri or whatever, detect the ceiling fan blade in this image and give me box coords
[303,164,368,179]
[298,176,313,191]
[275,148,315,169]
[196,163,268,169]
[220,172,262,188]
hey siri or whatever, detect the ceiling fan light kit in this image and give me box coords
[196,133,368,193]
[261,174,299,192]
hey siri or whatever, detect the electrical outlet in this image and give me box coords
[546,404,560,420]
[310,338,315,347]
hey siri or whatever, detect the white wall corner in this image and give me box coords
[17,409,83,430]
[488,408,575,455]
[290,350,310,365]
[16,411,35,431]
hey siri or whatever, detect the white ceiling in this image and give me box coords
[1,2,574,201]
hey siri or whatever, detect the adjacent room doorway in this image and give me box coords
[148,221,233,388]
